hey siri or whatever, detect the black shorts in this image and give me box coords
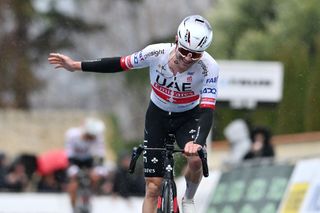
[68,157,93,169]
[143,101,201,177]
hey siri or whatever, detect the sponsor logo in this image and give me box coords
[189,129,197,134]
[206,77,218,84]
[144,49,165,59]
[166,165,173,172]
[133,53,139,64]
[187,71,195,75]
[202,87,217,94]
[139,51,144,61]
[198,61,208,77]
[144,168,156,173]
[184,30,191,44]
[151,157,158,164]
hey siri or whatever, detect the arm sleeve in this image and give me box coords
[81,57,125,73]
[194,107,214,146]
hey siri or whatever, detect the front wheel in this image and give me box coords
[157,180,179,213]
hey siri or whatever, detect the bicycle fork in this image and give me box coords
[157,145,180,213]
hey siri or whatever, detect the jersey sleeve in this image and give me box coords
[120,44,163,70]
[90,135,106,158]
[200,61,219,109]
[64,128,77,158]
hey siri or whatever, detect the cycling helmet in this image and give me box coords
[177,15,213,52]
[83,118,105,136]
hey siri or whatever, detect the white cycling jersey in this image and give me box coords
[120,43,219,112]
[65,127,105,160]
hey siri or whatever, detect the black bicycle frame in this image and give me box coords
[128,134,209,213]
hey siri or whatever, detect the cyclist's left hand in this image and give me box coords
[184,141,202,156]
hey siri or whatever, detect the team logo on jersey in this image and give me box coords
[151,157,158,164]
[187,76,193,83]
[156,75,192,92]
[198,61,208,77]
[155,64,167,77]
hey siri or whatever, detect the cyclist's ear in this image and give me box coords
[175,35,178,44]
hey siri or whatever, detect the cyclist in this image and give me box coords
[65,117,107,211]
[48,15,219,213]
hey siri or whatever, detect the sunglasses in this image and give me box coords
[177,44,203,61]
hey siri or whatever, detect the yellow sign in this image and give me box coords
[280,182,309,213]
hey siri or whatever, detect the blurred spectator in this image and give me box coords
[37,172,62,193]
[112,151,145,198]
[223,119,251,166]
[5,160,29,192]
[18,154,37,180]
[243,126,275,160]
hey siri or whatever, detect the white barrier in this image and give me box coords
[0,170,221,213]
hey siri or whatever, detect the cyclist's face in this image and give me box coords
[175,44,203,70]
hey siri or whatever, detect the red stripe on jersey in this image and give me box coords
[200,103,215,109]
[152,84,200,104]
[152,85,171,100]
[120,57,128,70]
[201,97,215,102]
[173,94,199,104]
[120,56,133,70]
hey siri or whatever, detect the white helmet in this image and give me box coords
[177,15,213,52]
[83,117,105,136]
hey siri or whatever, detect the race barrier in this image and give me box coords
[206,161,294,213]
[205,158,320,213]
[278,158,320,213]
[0,159,319,213]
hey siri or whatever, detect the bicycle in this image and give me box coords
[129,134,209,213]
[74,168,92,213]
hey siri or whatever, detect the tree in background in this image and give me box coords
[208,0,320,136]
[0,0,102,109]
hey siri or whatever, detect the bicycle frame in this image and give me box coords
[75,168,92,213]
[129,134,209,213]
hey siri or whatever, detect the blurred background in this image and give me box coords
[0,0,320,212]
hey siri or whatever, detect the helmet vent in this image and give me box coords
[195,18,204,23]
[197,36,208,48]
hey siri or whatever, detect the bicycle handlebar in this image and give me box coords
[197,148,209,177]
[128,144,144,174]
[128,144,209,177]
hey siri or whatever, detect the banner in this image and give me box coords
[206,163,293,213]
[279,158,320,213]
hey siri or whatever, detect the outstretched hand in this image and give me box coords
[48,53,81,72]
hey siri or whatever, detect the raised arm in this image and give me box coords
[48,53,126,73]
